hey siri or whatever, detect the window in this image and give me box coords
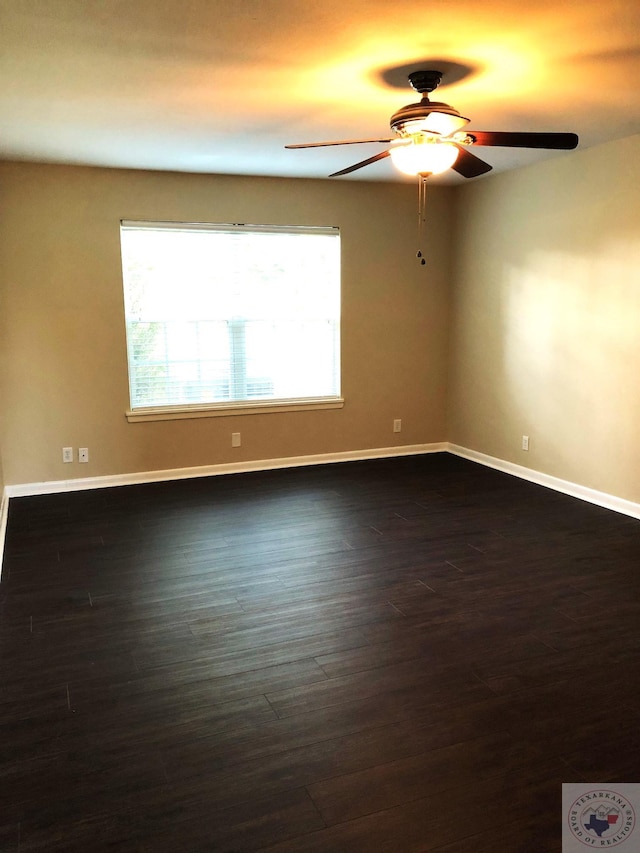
[120,220,341,421]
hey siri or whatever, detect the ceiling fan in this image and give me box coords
[285,69,579,180]
[286,69,578,264]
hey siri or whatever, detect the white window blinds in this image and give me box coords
[120,221,341,412]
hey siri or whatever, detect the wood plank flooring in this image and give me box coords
[1,452,640,851]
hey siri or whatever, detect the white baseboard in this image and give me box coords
[2,442,639,580]
[448,443,640,521]
[4,443,447,498]
[5,443,640,521]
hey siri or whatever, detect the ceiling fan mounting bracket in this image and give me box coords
[408,70,443,94]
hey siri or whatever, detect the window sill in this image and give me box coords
[126,397,344,423]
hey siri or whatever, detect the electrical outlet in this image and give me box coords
[62,447,73,464]
[231,432,241,448]
[393,419,402,433]
[78,447,89,463]
[522,435,529,451]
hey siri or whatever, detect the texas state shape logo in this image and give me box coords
[567,790,636,847]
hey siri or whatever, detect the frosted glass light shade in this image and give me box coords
[390,139,459,176]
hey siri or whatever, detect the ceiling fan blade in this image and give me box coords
[285,137,395,149]
[451,146,493,178]
[468,131,579,150]
[329,149,392,177]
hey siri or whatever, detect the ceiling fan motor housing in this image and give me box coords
[407,70,443,93]
[390,98,467,135]
[390,70,469,136]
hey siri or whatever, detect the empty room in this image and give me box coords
[1,1,640,851]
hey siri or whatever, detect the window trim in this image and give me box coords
[120,219,342,420]
[125,396,344,423]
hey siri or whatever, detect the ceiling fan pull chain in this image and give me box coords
[416,173,429,265]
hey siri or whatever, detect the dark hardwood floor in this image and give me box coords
[1,452,640,851]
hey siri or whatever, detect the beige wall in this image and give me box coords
[0,251,6,496]
[4,137,639,503]
[0,162,453,485]
[0,419,4,495]
[448,133,640,503]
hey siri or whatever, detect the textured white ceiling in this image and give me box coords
[1,0,639,183]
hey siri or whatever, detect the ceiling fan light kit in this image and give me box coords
[286,68,579,263]
[389,136,460,177]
